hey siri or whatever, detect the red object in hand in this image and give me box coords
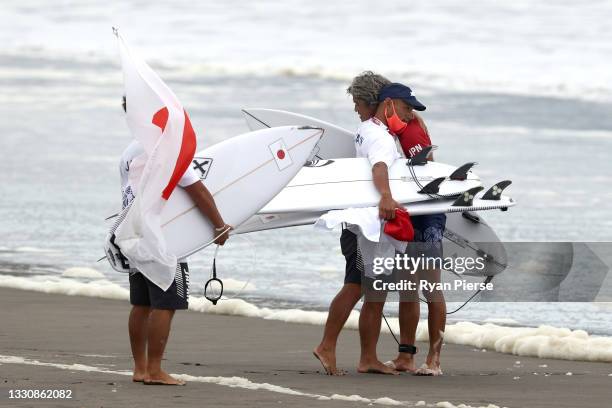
[384,208,414,241]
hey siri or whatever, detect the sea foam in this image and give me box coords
[1,273,611,363]
[62,267,106,279]
[0,354,502,408]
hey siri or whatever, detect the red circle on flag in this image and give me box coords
[277,149,286,160]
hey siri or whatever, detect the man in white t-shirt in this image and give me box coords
[313,73,410,375]
[354,117,400,180]
[118,96,230,386]
[354,111,406,375]
[120,140,202,210]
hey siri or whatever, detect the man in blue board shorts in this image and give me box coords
[376,83,446,376]
[118,96,231,386]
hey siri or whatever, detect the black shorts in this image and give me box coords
[340,229,363,285]
[129,263,189,310]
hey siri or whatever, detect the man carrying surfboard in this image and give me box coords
[314,72,404,375]
[353,85,435,376]
[314,73,446,376]
[119,96,231,386]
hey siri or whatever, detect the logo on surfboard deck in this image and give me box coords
[269,139,292,171]
[192,157,213,179]
[306,159,335,167]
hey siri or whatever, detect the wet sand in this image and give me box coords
[1,288,611,408]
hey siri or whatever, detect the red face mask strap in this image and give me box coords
[384,99,398,120]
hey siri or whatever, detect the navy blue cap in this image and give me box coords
[378,83,426,111]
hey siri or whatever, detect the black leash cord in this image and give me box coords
[447,276,494,315]
[382,275,494,346]
[204,257,223,305]
[383,313,401,345]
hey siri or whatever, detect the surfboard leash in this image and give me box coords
[204,230,255,305]
[446,275,494,314]
[216,233,256,303]
[203,226,232,304]
[382,275,494,348]
[405,146,478,202]
[405,151,449,201]
[204,245,224,305]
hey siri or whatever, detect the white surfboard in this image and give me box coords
[243,108,356,158]
[239,109,509,278]
[234,208,509,278]
[160,126,323,258]
[402,192,515,215]
[258,158,482,214]
[443,212,508,277]
[235,211,323,234]
[243,108,488,213]
[235,193,514,235]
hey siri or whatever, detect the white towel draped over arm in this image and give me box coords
[314,207,408,278]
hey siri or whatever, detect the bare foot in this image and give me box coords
[384,355,417,373]
[414,352,443,376]
[313,347,346,376]
[144,370,186,385]
[132,371,146,382]
[414,362,443,376]
[424,351,441,369]
[358,359,399,375]
[132,366,147,382]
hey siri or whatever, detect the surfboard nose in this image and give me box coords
[296,126,325,160]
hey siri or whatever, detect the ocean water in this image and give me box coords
[1,1,612,334]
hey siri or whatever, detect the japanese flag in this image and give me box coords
[112,28,196,291]
[269,139,292,171]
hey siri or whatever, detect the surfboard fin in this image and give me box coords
[407,145,435,166]
[449,162,477,181]
[418,177,445,194]
[482,180,512,200]
[461,211,481,224]
[452,186,484,207]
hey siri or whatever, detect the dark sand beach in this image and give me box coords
[1,288,611,408]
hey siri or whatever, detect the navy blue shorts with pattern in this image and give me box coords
[407,213,447,259]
